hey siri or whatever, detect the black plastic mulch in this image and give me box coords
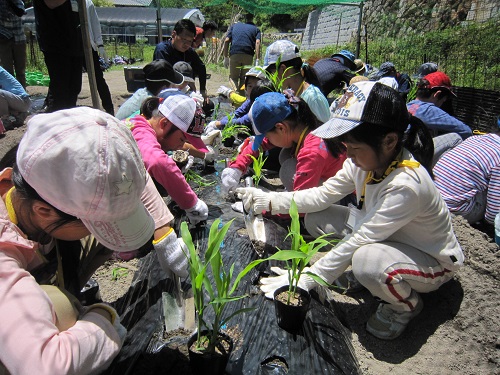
[102,164,361,375]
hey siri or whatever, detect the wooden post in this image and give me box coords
[78,0,100,110]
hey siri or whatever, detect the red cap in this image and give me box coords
[423,71,456,97]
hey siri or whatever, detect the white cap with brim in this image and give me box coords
[17,107,155,252]
[263,40,301,70]
[312,80,408,139]
[158,95,209,152]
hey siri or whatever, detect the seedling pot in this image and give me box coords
[273,285,311,333]
[188,330,233,375]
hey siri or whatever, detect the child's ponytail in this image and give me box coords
[402,115,435,178]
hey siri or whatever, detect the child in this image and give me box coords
[237,81,464,340]
[116,59,184,120]
[205,67,265,135]
[126,95,210,225]
[221,91,346,195]
[0,107,188,374]
[263,40,330,124]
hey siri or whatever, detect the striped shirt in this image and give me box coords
[433,133,500,224]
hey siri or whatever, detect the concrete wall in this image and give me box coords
[301,5,360,51]
[301,0,499,51]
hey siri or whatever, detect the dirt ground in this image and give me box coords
[2,68,499,375]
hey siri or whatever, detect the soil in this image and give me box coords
[2,68,499,375]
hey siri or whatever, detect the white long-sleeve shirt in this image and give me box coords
[268,148,464,283]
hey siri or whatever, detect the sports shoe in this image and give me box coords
[366,293,423,340]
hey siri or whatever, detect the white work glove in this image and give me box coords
[255,59,260,66]
[202,129,222,146]
[216,85,233,98]
[204,145,218,163]
[221,167,242,194]
[260,266,317,299]
[83,303,127,343]
[235,187,271,214]
[204,121,218,135]
[181,155,194,174]
[185,198,209,225]
[154,228,189,278]
[190,91,204,105]
[98,46,108,61]
[223,57,229,69]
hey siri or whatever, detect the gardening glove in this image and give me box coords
[238,136,254,154]
[83,303,127,343]
[204,121,218,135]
[221,167,243,194]
[216,85,233,98]
[260,267,317,300]
[204,145,218,163]
[223,56,230,69]
[181,155,195,174]
[190,91,204,105]
[202,129,222,146]
[235,187,271,214]
[154,228,189,278]
[185,198,209,225]
[98,46,108,61]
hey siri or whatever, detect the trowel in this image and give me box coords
[242,177,267,251]
[162,221,199,334]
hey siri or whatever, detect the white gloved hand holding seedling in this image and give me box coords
[259,267,317,299]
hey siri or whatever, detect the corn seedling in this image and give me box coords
[181,219,259,354]
[250,56,301,93]
[220,112,250,142]
[247,150,267,187]
[185,170,216,187]
[234,198,335,304]
[111,267,129,281]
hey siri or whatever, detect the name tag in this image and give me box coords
[346,203,363,230]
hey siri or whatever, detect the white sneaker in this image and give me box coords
[366,293,423,340]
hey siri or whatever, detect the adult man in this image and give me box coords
[33,0,83,112]
[222,13,261,95]
[311,49,356,98]
[153,19,208,99]
[0,0,27,88]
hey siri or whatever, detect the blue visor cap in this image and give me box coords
[248,92,293,151]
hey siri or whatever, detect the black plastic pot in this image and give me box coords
[188,330,233,375]
[273,285,311,333]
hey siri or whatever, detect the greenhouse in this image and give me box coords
[22,6,205,44]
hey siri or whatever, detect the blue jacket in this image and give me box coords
[407,99,472,139]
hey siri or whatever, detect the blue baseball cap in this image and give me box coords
[248,92,293,151]
[332,50,356,70]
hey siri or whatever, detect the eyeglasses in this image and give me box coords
[174,33,195,46]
